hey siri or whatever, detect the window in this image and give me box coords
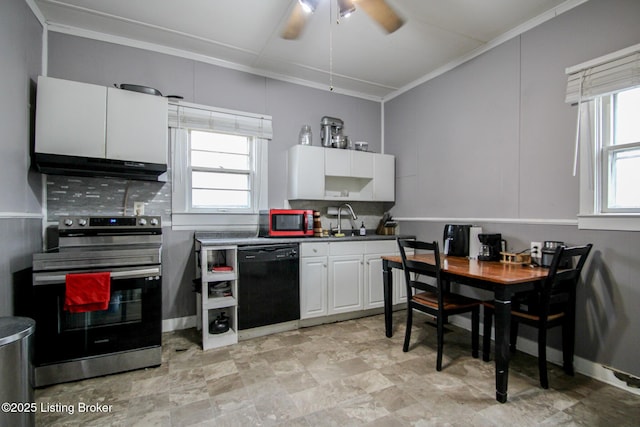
[599,87,640,212]
[169,102,272,230]
[190,130,253,210]
[566,43,640,231]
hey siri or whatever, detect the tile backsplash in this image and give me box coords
[46,175,171,222]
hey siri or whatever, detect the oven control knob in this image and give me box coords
[63,219,73,227]
[78,219,87,226]
[150,218,159,226]
[139,218,147,226]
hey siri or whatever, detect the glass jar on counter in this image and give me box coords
[299,125,312,145]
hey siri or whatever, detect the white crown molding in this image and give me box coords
[44,22,385,103]
[382,0,589,103]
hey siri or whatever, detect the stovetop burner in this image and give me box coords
[34,215,163,272]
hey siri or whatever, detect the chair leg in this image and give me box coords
[436,314,444,371]
[471,306,479,358]
[482,306,493,362]
[538,327,549,389]
[562,317,575,376]
[403,306,413,353]
[509,319,519,353]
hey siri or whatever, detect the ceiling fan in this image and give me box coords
[282,0,404,40]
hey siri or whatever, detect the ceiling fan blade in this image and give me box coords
[282,2,309,40]
[356,0,404,34]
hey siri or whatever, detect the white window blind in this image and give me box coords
[168,102,272,139]
[566,43,640,104]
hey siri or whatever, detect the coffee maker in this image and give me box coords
[477,233,504,261]
[443,224,472,257]
[320,116,344,147]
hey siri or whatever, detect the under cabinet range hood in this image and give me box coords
[34,76,168,182]
[34,153,167,181]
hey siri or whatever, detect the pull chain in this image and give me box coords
[329,0,334,91]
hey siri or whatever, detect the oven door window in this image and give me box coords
[31,275,161,366]
[61,289,143,331]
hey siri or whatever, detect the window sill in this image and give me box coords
[578,214,640,231]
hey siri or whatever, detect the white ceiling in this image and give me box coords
[33,0,582,100]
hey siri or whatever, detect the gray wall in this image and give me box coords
[45,33,383,320]
[385,0,640,377]
[0,0,43,316]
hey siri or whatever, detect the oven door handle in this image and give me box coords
[33,266,161,286]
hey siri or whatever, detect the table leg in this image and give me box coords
[493,295,512,403]
[382,259,393,338]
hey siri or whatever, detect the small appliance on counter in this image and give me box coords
[320,116,344,148]
[443,224,472,257]
[259,209,314,237]
[540,241,571,268]
[477,233,506,261]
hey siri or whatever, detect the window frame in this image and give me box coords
[186,129,256,213]
[577,94,640,231]
[168,101,271,231]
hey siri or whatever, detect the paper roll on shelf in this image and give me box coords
[468,226,483,260]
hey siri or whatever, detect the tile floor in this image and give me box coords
[35,312,640,426]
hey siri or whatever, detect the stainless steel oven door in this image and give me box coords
[31,265,162,367]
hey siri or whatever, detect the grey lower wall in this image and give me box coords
[386,0,640,378]
[45,32,384,320]
[0,0,43,316]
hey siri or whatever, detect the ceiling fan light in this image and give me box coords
[298,0,319,14]
[338,0,356,18]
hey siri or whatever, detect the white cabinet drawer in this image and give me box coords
[328,241,365,256]
[300,242,329,257]
[365,240,397,254]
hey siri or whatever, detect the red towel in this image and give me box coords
[64,272,111,313]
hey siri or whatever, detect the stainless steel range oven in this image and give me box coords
[27,216,162,387]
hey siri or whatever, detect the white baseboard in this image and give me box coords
[450,315,640,396]
[162,315,197,333]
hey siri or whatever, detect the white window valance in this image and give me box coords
[168,101,273,139]
[565,43,640,104]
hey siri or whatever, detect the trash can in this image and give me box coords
[0,316,36,427]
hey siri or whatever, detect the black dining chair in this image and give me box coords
[482,243,592,389]
[397,238,481,371]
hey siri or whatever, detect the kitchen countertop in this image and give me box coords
[195,232,413,246]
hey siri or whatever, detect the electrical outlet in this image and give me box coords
[134,202,145,216]
[531,241,542,259]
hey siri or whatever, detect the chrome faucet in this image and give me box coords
[337,203,357,235]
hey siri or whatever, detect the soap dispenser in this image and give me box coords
[359,221,366,236]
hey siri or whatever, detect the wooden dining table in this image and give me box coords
[381,254,550,403]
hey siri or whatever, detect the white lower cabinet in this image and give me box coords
[364,254,385,309]
[300,239,401,320]
[300,256,328,319]
[328,254,364,314]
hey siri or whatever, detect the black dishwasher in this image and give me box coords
[237,244,300,330]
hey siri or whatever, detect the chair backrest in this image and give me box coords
[397,238,443,299]
[541,243,593,312]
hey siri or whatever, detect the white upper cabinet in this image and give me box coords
[373,154,395,201]
[35,76,107,159]
[35,76,168,166]
[288,145,394,202]
[106,87,168,165]
[288,145,325,200]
